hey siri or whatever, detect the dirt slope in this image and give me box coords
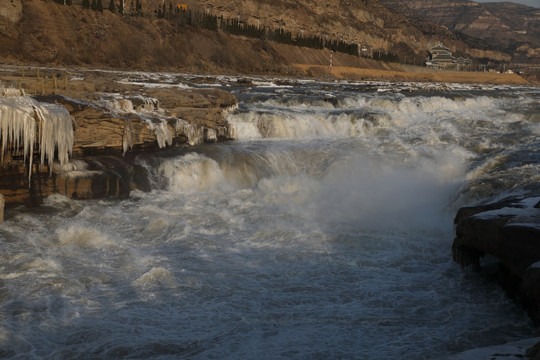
[0,0,533,84]
[0,0,398,74]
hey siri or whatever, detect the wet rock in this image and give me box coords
[453,196,540,323]
[0,156,148,206]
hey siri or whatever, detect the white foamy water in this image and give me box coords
[0,78,538,359]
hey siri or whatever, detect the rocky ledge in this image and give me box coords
[0,84,238,211]
[453,196,540,323]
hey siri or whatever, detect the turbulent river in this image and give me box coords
[1,75,539,359]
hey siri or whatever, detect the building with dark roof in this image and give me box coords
[426,43,472,70]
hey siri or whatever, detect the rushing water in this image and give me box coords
[1,75,539,359]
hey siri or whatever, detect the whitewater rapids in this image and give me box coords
[0,76,538,359]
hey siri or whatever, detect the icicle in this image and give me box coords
[1,88,25,97]
[0,96,37,182]
[179,123,203,146]
[203,128,217,143]
[0,193,4,223]
[34,102,74,176]
[0,94,74,184]
[122,120,133,154]
[148,120,172,148]
[228,125,237,141]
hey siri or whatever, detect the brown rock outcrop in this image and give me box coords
[0,86,238,207]
[0,0,22,23]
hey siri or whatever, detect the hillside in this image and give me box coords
[0,0,522,74]
[144,0,513,62]
[378,0,540,64]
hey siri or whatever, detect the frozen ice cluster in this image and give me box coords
[0,91,73,182]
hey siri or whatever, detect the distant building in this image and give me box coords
[426,43,472,70]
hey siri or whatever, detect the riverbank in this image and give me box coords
[294,64,531,85]
[0,61,533,100]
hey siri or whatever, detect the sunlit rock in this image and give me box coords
[0,85,238,206]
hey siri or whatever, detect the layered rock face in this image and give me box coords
[453,196,540,323]
[0,79,238,207]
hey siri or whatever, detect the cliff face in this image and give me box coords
[379,0,540,63]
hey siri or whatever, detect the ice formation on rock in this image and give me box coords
[102,96,159,114]
[122,121,133,154]
[0,96,36,174]
[111,98,134,112]
[35,102,74,173]
[1,88,25,97]
[0,93,74,182]
[101,95,172,151]
[148,120,173,148]
[177,121,203,146]
[203,128,217,143]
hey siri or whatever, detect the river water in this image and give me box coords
[1,75,539,359]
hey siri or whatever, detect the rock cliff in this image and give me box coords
[0,71,237,208]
